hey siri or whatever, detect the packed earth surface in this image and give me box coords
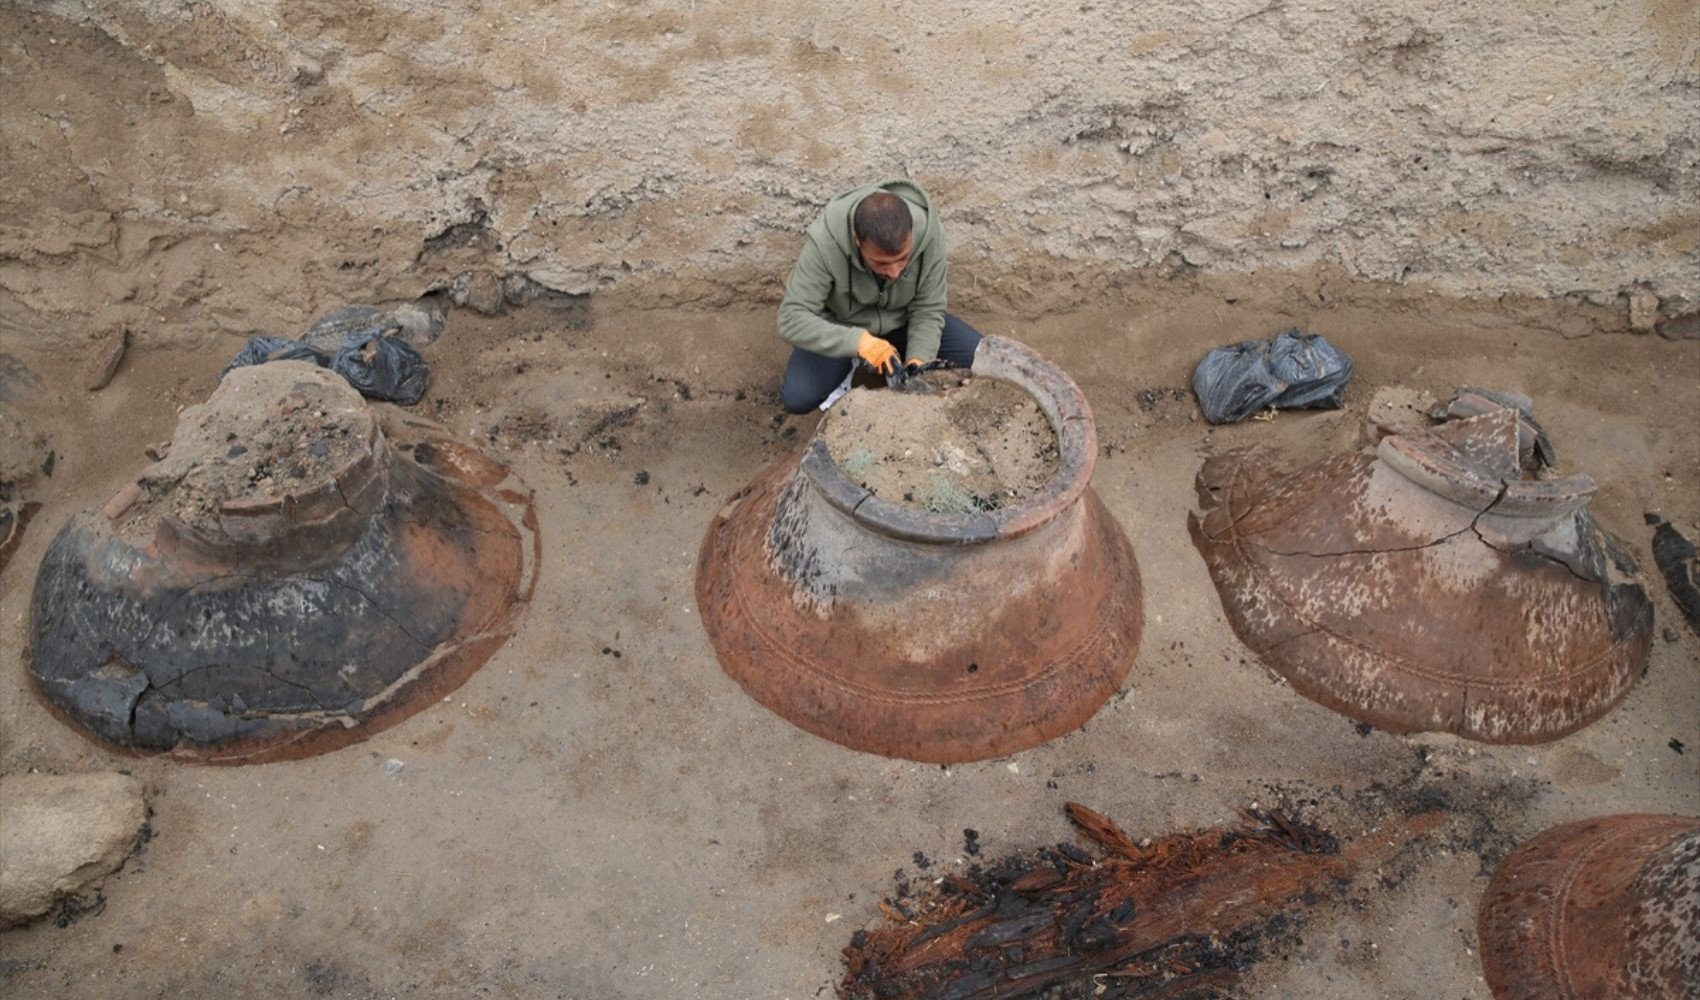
[0,285,1695,999]
[2,2,1697,342]
[821,376,1060,514]
[0,0,1697,997]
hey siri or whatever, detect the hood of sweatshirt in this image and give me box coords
[811,179,935,267]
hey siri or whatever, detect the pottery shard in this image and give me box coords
[84,327,128,392]
[0,771,146,928]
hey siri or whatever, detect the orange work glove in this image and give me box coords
[905,358,929,372]
[856,331,899,375]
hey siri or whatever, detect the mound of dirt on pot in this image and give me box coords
[114,362,373,545]
[819,375,1060,514]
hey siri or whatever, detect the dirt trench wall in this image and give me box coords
[2,0,1696,345]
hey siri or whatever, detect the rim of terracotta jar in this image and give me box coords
[801,335,1097,545]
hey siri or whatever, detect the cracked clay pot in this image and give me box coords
[1478,814,1699,999]
[28,362,538,763]
[1189,401,1652,743]
[696,337,1143,763]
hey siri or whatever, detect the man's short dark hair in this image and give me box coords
[853,192,913,254]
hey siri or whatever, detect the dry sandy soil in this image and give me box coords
[821,375,1060,513]
[3,2,1697,345]
[0,278,1695,999]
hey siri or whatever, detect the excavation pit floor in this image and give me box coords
[0,284,1696,999]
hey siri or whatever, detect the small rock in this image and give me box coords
[1365,386,1438,441]
[1657,311,1699,341]
[452,272,506,316]
[0,771,147,928]
[291,57,324,84]
[84,327,128,392]
[381,758,405,776]
[303,302,448,352]
[1627,290,1660,333]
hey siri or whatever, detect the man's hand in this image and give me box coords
[856,331,899,375]
[905,358,929,374]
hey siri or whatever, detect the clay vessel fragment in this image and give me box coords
[29,362,537,763]
[1479,814,1698,1000]
[1190,401,1651,742]
[696,336,1142,763]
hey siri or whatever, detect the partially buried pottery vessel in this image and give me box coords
[1478,814,1698,999]
[696,336,1143,763]
[1190,394,1652,742]
[29,362,537,763]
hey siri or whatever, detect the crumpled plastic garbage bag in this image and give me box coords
[1191,329,1353,424]
[219,328,430,405]
[330,331,430,405]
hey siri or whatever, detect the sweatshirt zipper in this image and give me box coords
[876,274,889,338]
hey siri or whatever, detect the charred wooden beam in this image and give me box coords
[841,802,1437,1000]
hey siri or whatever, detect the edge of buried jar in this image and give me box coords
[802,335,1097,546]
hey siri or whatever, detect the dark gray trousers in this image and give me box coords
[779,313,985,413]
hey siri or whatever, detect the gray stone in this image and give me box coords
[0,771,147,929]
[1658,312,1699,341]
[451,271,506,316]
[303,301,448,353]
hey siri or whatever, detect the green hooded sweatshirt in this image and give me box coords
[776,179,948,363]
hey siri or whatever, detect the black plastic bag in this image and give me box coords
[1190,339,1287,425]
[218,336,324,381]
[330,332,430,405]
[1191,329,1353,424]
[1266,331,1354,410]
[219,330,430,405]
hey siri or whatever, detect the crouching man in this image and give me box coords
[776,179,983,412]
